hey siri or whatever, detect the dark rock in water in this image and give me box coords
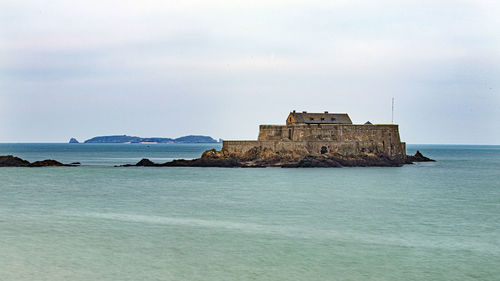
[162,158,249,168]
[0,155,31,167]
[120,158,157,167]
[119,157,249,168]
[0,155,74,167]
[69,138,79,143]
[29,160,65,167]
[406,150,435,163]
[120,145,435,168]
[281,154,407,168]
[282,157,342,168]
[136,158,156,166]
[120,147,434,168]
[70,162,81,165]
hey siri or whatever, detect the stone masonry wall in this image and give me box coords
[221,141,261,154]
[224,124,406,158]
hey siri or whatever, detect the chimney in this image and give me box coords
[302,111,307,113]
[324,111,328,114]
[292,110,296,113]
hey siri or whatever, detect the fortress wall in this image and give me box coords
[225,124,405,158]
[342,125,403,157]
[266,141,309,155]
[288,124,404,157]
[258,125,287,141]
[223,140,308,155]
[304,141,386,156]
[222,141,260,154]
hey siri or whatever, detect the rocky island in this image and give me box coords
[122,111,434,168]
[0,155,80,167]
[82,135,218,144]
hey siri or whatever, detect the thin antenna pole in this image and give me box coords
[391,97,394,124]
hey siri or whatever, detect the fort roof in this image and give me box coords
[287,111,352,125]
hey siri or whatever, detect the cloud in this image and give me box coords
[0,0,499,143]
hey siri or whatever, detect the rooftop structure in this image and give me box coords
[286,111,352,125]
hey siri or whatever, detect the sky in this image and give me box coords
[0,0,499,144]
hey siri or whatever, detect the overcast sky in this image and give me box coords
[1,0,499,144]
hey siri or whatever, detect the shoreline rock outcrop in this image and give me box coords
[405,150,435,163]
[0,155,80,167]
[120,148,435,168]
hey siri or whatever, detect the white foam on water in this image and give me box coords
[68,212,500,255]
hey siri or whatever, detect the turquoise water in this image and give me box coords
[0,144,499,280]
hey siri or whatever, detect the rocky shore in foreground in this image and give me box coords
[0,155,80,167]
[120,147,435,168]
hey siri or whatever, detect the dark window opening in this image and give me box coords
[321,146,328,154]
[321,118,325,121]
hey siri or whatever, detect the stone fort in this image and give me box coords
[222,111,406,158]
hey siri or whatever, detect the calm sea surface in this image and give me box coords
[0,144,499,281]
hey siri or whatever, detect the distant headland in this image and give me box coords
[70,135,220,144]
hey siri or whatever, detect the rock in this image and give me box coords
[69,138,80,143]
[281,154,407,168]
[282,157,342,168]
[29,160,65,167]
[120,158,159,167]
[406,150,435,163]
[118,138,435,168]
[120,147,434,168]
[0,155,73,167]
[0,155,31,167]
[136,158,156,166]
[163,158,251,168]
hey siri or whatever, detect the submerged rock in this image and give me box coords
[0,155,74,167]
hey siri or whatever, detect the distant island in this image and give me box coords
[71,135,219,144]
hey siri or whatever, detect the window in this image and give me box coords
[331,117,335,121]
[321,146,328,154]
[309,117,314,120]
[321,118,325,121]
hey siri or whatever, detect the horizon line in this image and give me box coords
[0,142,499,146]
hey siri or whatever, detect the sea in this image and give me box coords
[0,143,499,281]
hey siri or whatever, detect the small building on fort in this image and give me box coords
[223,111,406,158]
